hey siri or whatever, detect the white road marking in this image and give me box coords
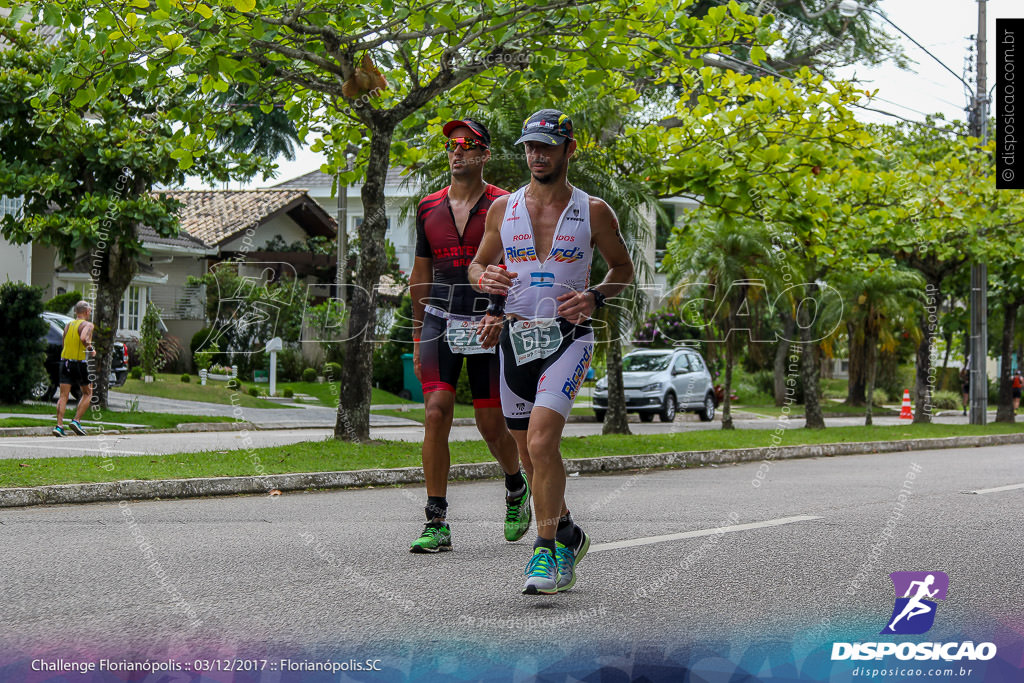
[588,515,822,553]
[966,483,1024,495]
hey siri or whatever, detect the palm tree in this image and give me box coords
[820,267,924,425]
[401,86,659,434]
[212,86,301,178]
[664,218,778,429]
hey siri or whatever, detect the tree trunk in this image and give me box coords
[913,280,943,424]
[337,126,393,442]
[995,299,1019,423]
[603,329,631,435]
[941,329,952,374]
[799,284,825,429]
[92,241,136,409]
[864,331,878,426]
[773,311,795,406]
[846,321,867,406]
[722,332,734,429]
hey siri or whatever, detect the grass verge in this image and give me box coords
[735,402,899,418]
[2,423,1022,489]
[0,404,234,429]
[0,418,53,428]
[371,405,593,423]
[113,374,285,409]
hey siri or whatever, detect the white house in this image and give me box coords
[271,168,419,275]
[2,189,335,368]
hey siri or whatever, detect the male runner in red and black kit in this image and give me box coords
[408,118,530,553]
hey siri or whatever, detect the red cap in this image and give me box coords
[442,119,491,147]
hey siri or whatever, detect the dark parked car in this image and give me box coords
[31,312,128,401]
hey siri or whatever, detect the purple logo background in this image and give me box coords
[890,571,949,600]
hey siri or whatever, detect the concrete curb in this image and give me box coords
[2,432,1022,509]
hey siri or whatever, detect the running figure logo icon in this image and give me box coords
[881,571,949,635]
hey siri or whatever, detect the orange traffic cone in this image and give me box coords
[899,389,914,420]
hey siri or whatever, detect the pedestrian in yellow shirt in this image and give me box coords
[54,300,94,437]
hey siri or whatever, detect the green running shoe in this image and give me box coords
[52,425,66,438]
[522,547,559,595]
[504,479,531,542]
[410,523,452,553]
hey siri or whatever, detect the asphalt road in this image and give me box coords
[2,444,1021,676]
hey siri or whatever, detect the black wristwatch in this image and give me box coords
[586,287,606,309]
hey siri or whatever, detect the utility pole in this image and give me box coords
[969,0,988,425]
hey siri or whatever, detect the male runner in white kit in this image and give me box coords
[468,109,634,595]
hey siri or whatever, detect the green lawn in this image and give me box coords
[115,374,285,408]
[0,404,235,429]
[3,422,1021,488]
[0,418,53,428]
[735,402,899,418]
[276,382,414,407]
[373,405,593,423]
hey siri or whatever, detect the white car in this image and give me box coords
[593,347,716,423]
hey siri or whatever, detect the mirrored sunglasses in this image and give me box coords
[444,137,487,151]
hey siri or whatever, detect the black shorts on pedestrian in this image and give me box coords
[59,359,91,387]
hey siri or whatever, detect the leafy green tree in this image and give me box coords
[736,0,908,74]
[29,0,774,441]
[0,29,262,408]
[138,302,164,377]
[857,118,1024,422]
[656,65,872,428]
[43,290,84,315]
[213,88,301,168]
[665,219,777,429]
[0,282,47,404]
[820,267,924,424]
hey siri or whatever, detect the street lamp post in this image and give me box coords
[839,0,990,425]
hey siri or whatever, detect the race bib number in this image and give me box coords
[445,318,493,355]
[509,318,563,366]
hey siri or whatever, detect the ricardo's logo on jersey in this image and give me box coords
[549,246,585,263]
[505,245,538,263]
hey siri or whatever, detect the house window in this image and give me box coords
[120,285,150,333]
[0,195,24,219]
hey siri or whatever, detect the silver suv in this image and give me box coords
[593,347,715,423]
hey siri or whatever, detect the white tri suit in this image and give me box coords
[498,185,596,430]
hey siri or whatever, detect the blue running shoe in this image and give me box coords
[522,547,559,595]
[556,530,591,592]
